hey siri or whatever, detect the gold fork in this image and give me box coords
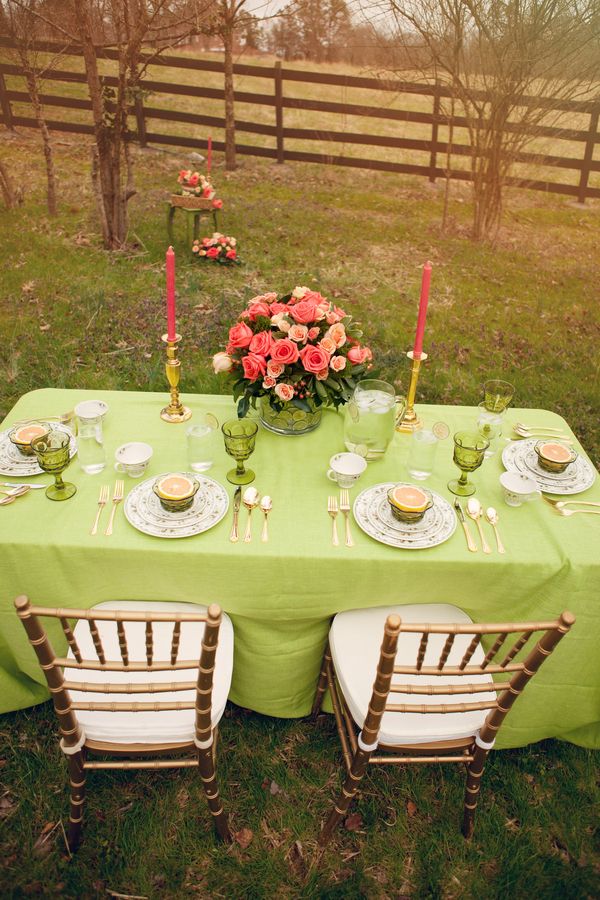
[327,496,339,547]
[542,495,600,510]
[556,507,600,518]
[90,484,109,535]
[339,489,354,548]
[104,480,124,536]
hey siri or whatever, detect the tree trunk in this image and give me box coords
[24,70,57,217]
[0,159,19,209]
[223,27,236,171]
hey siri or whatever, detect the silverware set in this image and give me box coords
[454,499,505,553]
[90,480,124,535]
[230,487,272,544]
[512,423,570,440]
[328,489,353,548]
[542,495,600,518]
[0,485,31,506]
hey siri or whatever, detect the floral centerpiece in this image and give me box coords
[173,170,223,210]
[193,233,240,266]
[212,286,373,434]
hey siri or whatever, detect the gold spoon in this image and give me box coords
[485,507,505,554]
[243,486,260,543]
[260,495,272,543]
[466,498,491,554]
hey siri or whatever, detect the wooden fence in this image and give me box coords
[1,37,599,201]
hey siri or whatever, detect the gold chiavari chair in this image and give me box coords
[312,603,574,846]
[15,596,234,851]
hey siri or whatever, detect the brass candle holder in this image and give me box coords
[160,333,192,424]
[397,350,427,433]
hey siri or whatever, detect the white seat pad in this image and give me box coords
[64,601,234,745]
[330,604,497,747]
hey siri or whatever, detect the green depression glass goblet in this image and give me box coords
[483,379,515,413]
[447,430,489,497]
[31,430,77,501]
[222,419,258,485]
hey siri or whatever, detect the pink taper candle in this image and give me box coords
[166,245,176,341]
[207,135,212,175]
[413,260,432,359]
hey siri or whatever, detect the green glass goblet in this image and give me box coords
[483,379,515,413]
[222,419,258,485]
[31,430,77,501]
[447,430,489,497]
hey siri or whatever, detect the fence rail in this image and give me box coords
[0,37,599,201]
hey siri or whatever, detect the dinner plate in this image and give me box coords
[502,440,596,495]
[124,473,229,538]
[353,482,456,549]
[0,423,77,477]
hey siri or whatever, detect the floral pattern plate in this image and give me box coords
[353,482,456,550]
[0,423,77,476]
[124,473,229,539]
[502,440,596,495]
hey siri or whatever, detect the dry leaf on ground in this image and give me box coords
[234,827,254,849]
[344,812,363,832]
[406,800,418,817]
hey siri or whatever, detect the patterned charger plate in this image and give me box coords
[124,473,229,538]
[0,423,77,477]
[502,440,596,495]
[353,482,457,550]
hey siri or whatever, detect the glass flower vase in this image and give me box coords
[259,397,322,436]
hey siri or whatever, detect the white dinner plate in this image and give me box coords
[0,423,77,477]
[502,440,596,495]
[353,482,457,549]
[124,473,229,538]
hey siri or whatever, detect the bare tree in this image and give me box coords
[366,0,600,240]
[0,158,22,208]
[1,0,60,215]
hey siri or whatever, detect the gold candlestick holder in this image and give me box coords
[160,333,192,424]
[397,350,427,433]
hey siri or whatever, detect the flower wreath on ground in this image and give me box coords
[193,233,240,266]
[177,170,223,210]
[212,286,373,418]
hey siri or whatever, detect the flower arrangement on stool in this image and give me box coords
[212,286,373,435]
[172,170,223,210]
[192,233,241,266]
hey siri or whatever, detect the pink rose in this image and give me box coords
[267,360,284,378]
[269,302,289,315]
[347,345,373,365]
[188,173,199,187]
[226,249,236,259]
[288,324,309,343]
[290,299,318,325]
[249,330,273,356]
[308,327,320,340]
[326,310,340,325]
[228,321,253,349]
[207,247,219,258]
[263,376,276,389]
[242,353,267,382]
[275,382,295,402]
[326,323,346,348]
[300,344,330,374]
[301,290,326,305]
[319,337,336,355]
[330,355,347,372]
[202,187,212,198]
[271,339,299,365]
[247,301,271,320]
[212,351,233,374]
[213,199,223,209]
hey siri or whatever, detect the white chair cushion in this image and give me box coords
[64,601,234,745]
[329,604,496,747]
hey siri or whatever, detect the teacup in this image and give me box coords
[499,471,540,507]
[534,440,577,474]
[75,399,109,422]
[327,452,367,488]
[114,442,153,478]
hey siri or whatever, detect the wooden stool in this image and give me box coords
[166,202,220,249]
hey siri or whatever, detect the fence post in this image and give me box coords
[134,93,147,148]
[274,61,284,164]
[0,70,15,132]
[428,82,440,184]
[577,104,599,204]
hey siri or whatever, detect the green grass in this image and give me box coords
[0,131,599,897]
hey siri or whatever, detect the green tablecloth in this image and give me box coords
[1,388,599,750]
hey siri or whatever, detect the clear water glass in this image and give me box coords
[187,419,218,473]
[76,414,105,474]
[476,402,504,458]
[344,379,405,460]
[407,428,438,480]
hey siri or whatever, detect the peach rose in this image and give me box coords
[228,321,253,348]
[241,352,267,382]
[263,376,276,389]
[249,330,273,356]
[300,344,330,374]
[288,324,309,343]
[267,360,284,378]
[319,337,336,355]
[308,327,320,340]
[275,382,295,402]
[316,367,329,381]
[271,339,299,365]
[326,323,346,348]
[212,351,233,374]
[330,355,347,372]
[290,299,318,324]
[292,286,308,300]
[347,345,373,365]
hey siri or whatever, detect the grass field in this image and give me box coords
[0,127,599,898]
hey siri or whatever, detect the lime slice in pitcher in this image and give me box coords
[432,421,450,440]
[205,413,219,430]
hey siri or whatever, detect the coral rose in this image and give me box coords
[247,301,271,320]
[308,327,320,340]
[207,247,219,258]
[226,249,237,259]
[263,376,276,389]
[267,360,284,378]
[288,324,309,343]
[290,299,318,324]
[269,302,289,315]
[241,353,267,382]
[271,339,299,365]
[187,173,199,186]
[212,351,233,374]
[249,330,273,356]
[347,345,373,365]
[213,199,223,209]
[330,355,347,372]
[275,382,295,402]
[300,344,330,374]
[228,321,253,349]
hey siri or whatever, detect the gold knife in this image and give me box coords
[230,487,241,542]
[454,499,477,553]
